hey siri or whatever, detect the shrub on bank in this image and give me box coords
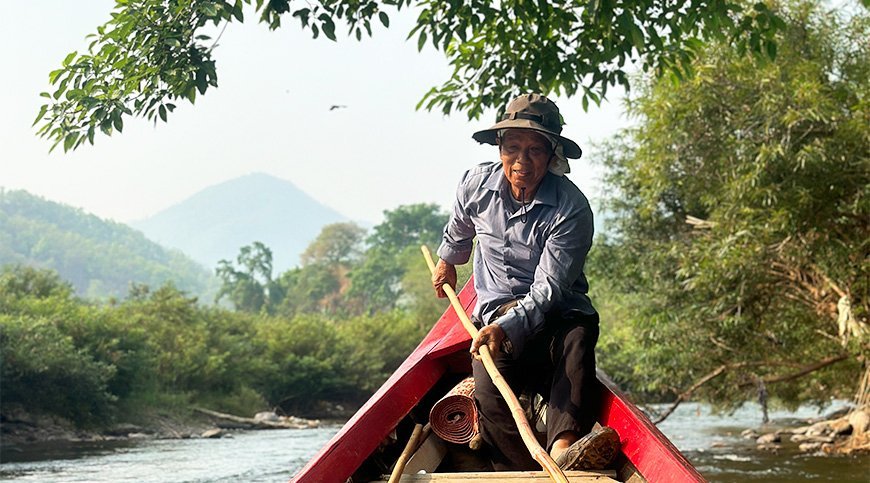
[0,315,117,423]
[0,266,430,425]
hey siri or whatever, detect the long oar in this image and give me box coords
[421,246,568,483]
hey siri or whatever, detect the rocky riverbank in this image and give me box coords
[0,406,322,449]
[744,404,870,455]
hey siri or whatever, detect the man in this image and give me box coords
[431,94,619,471]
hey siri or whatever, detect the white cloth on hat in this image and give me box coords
[497,129,570,176]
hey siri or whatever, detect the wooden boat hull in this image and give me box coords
[291,281,705,482]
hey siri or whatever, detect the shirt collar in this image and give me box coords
[486,167,558,208]
[535,174,558,207]
[484,165,503,192]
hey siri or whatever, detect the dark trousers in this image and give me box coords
[472,311,600,471]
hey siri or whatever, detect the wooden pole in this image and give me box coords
[388,423,429,483]
[421,246,568,483]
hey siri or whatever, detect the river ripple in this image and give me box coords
[1,402,867,482]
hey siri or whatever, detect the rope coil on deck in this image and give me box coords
[429,376,479,444]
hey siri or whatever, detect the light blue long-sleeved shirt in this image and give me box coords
[437,162,596,358]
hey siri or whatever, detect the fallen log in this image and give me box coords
[192,407,318,429]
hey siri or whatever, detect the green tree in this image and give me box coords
[36,0,787,151]
[0,264,73,301]
[367,203,446,251]
[273,264,343,316]
[595,0,868,411]
[273,223,365,316]
[299,222,366,267]
[348,203,448,313]
[215,241,278,313]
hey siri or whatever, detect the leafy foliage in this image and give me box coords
[36,0,786,151]
[592,0,868,408]
[0,315,118,424]
[215,241,279,312]
[300,222,366,267]
[349,203,450,313]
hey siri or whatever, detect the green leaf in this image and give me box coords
[32,105,48,127]
[629,24,645,51]
[196,69,208,94]
[63,132,78,152]
[159,104,167,122]
[417,32,427,52]
[378,12,389,28]
[320,15,336,41]
[765,40,777,60]
[62,51,77,67]
[48,69,65,84]
[113,113,123,132]
[233,0,244,22]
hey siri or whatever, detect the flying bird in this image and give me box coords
[329,105,348,111]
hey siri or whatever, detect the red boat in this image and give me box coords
[291,281,706,482]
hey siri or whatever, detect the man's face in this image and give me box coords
[499,129,552,198]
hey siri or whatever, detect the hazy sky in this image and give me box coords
[1,1,627,225]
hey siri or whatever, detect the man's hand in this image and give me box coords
[470,324,506,360]
[432,259,457,298]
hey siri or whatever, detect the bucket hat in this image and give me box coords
[472,94,582,159]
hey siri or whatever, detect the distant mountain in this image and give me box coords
[131,173,348,273]
[0,189,215,300]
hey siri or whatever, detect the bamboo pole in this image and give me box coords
[421,246,568,483]
[388,423,429,483]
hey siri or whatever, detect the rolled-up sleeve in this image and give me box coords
[495,205,594,358]
[437,172,476,265]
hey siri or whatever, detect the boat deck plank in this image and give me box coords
[375,470,619,482]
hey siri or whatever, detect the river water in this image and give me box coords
[1,402,867,482]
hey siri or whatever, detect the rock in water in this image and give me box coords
[756,433,781,444]
[790,434,835,444]
[799,442,823,452]
[254,411,280,423]
[104,423,144,437]
[201,428,223,439]
[806,421,832,436]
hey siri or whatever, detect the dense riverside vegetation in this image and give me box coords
[591,1,868,413]
[0,203,469,424]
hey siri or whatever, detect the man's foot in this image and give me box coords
[553,426,620,470]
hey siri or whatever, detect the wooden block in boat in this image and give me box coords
[374,469,619,482]
[403,432,447,474]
